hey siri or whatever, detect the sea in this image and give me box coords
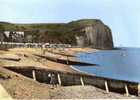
[74,47,140,83]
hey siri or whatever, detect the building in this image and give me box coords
[3,31,24,42]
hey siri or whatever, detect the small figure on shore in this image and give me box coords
[48,73,57,89]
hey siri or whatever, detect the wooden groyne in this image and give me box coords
[34,54,97,66]
[3,66,140,96]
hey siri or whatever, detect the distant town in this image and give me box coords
[0,31,72,48]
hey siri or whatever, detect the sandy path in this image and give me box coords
[0,84,13,100]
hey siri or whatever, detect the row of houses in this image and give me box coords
[0,42,72,48]
[0,30,50,43]
[0,31,72,48]
[0,31,25,43]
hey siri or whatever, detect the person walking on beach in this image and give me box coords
[48,73,57,89]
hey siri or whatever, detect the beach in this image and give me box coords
[0,47,139,99]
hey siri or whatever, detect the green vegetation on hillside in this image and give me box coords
[0,19,101,31]
[0,19,103,44]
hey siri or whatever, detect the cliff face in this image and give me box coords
[0,19,114,49]
[76,25,114,49]
[74,20,114,49]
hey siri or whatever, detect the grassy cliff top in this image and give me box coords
[0,19,103,31]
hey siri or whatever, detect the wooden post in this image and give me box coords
[66,56,69,65]
[124,84,129,96]
[105,81,109,93]
[80,76,84,86]
[57,73,62,85]
[32,70,36,81]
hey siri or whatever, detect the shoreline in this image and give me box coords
[0,47,139,99]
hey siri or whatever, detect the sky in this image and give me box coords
[0,0,140,47]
